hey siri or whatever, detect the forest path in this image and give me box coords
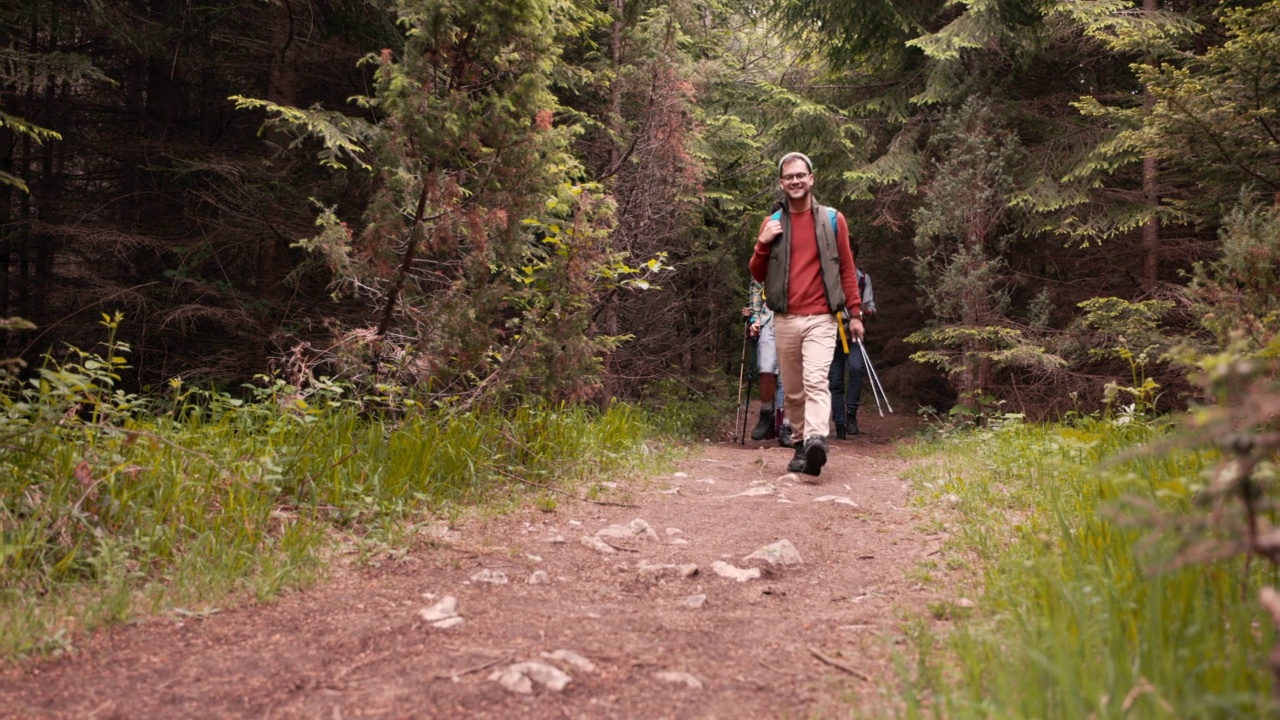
[1,418,953,719]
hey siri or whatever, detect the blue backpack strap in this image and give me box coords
[773,207,836,231]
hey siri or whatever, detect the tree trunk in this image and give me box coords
[1141,0,1160,292]
[257,0,302,298]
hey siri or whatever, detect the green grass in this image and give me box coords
[0,355,672,658]
[893,415,1278,719]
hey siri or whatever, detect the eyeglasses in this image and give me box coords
[780,172,810,183]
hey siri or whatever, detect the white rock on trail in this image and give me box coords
[744,539,803,568]
[711,560,761,582]
[682,594,708,609]
[540,649,598,674]
[729,485,775,498]
[636,561,700,583]
[814,495,860,508]
[580,535,617,554]
[419,596,464,629]
[469,569,509,585]
[527,570,550,585]
[488,661,572,694]
[548,534,567,544]
[595,518,659,542]
[777,473,800,484]
[673,472,689,478]
[654,670,704,690]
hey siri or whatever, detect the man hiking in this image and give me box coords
[749,152,864,478]
[830,266,876,438]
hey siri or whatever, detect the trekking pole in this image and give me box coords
[857,339,894,415]
[735,320,749,443]
[855,339,884,417]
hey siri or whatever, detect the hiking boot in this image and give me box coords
[751,408,776,441]
[786,442,806,473]
[835,423,847,440]
[802,435,828,477]
[777,422,795,448]
[847,408,860,436]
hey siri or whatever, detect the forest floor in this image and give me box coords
[0,413,963,719]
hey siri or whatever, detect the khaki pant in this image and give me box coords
[774,313,837,441]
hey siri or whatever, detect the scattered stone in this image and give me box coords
[695,478,716,485]
[635,561,699,583]
[749,478,772,487]
[568,520,583,526]
[777,473,800,484]
[669,538,690,545]
[580,535,617,554]
[654,670,704,690]
[488,661,572,694]
[943,493,961,508]
[540,649,598,674]
[814,495,860,508]
[673,472,689,478]
[729,485,775,498]
[526,554,542,562]
[548,534,567,544]
[682,594,708,609]
[956,597,976,608]
[744,539,803,568]
[665,527,683,536]
[470,569,509,585]
[600,481,618,489]
[527,570,550,585]
[419,596,463,628]
[595,518,659,542]
[660,487,680,494]
[711,560,761,582]
[425,522,462,543]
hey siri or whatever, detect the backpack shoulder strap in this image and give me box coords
[825,207,837,235]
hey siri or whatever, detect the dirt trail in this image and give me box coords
[0,419,950,719]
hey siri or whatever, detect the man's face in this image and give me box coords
[778,159,813,202]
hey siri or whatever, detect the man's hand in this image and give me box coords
[749,321,761,338]
[848,317,865,341]
[758,218,782,245]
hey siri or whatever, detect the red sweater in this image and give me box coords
[750,208,861,316]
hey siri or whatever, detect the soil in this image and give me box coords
[0,413,956,719]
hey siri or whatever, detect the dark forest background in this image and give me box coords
[5,0,1278,416]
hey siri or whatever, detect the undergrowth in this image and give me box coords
[0,315,677,659]
[893,414,1277,718]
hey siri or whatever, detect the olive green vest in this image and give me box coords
[763,203,847,315]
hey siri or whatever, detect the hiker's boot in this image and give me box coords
[778,421,795,448]
[751,407,776,441]
[847,408,860,436]
[835,423,847,440]
[802,435,828,477]
[786,441,806,473]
